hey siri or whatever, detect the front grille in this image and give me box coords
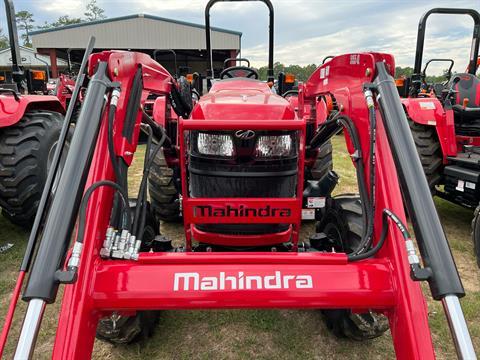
[188,131,298,236]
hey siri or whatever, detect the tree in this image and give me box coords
[51,15,82,27]
[37,21,53,30]
[15,11,35,47]
[0,28,8,49]
[256,62,319,82]
[84,0,106,21]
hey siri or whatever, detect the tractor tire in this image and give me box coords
[96,310,160,345]
[408,118,443,191]
[148,150,181,222]
[96,203,160,344]
[0,110,66,228]
[316,194,389,340]
[307,140,333,181]
[471,203,480,268]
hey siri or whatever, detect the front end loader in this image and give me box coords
[0,1,476,358]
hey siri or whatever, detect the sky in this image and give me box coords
[3,0,480,75]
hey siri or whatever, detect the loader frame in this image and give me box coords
[0,1,476,358]
[0,50,474,360]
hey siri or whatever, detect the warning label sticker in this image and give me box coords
[419,101,436,110]
[302,209,315,220]
[307,197,326,208]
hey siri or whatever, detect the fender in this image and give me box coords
[152,96,168,128]
[0,94,65,128]
[401,97,457,159]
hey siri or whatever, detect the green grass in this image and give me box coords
[1,134,479,359]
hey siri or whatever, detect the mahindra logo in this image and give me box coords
[194,205,291,217]
[174,271,313,291]
[235,129,255,140]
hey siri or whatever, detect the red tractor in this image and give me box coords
[398,8,480,266]
[0,0,69,227]
[0,1,476,358]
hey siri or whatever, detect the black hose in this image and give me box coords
[132,125,153,236]
[108,103,121,186]
[367,106,377,250]
[133,120,167,238]
[337,115,374,254]
[77,180,131,245]
[107,100,127,229]
[348,209,409,261]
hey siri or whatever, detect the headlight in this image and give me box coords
[255,135,293,157]
[197,132,234,156]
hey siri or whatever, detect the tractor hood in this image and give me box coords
[190,78,296,121]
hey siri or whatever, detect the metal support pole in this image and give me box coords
[14,300,46,360]
[442,295,477,359]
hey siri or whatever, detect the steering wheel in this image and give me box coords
[220,66,259,80]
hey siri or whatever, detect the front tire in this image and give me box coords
[306,140,333,181]
[148,150,181,222]
[315,195,389,340]
[408,118,443,191]
[0,110,65,227]
[96,202,161,344]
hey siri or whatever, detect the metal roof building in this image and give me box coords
[0,46,68,82]
[31,14,242,77]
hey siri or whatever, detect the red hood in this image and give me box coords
[190,79,296,121]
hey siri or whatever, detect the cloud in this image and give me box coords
[13,0,480,75]
[240,0,478,74]
[37,0,83,13]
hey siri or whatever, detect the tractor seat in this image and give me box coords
[452,73,480,108]
[432,83,446,98]
[449,73,480,135]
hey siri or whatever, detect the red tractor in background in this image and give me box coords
[0,0,68,227]
[398,8,480,266]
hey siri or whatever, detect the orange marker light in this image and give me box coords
[395,78,405,87]
[32,70,46,81]
[186,73,194,83]
[285,73,295,84]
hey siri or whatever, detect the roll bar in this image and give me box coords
[413,8,480,77]
[223,57,251,68]
[153,49,178,79]
[205,0,274,82]
[422,58,455,80]
[4,0,24,89]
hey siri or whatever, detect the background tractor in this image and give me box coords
[0,0,68,227]
[398,8,480,266]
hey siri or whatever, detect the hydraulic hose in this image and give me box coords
[131,125,153,237]
[366,100,377,251]
[77,181,130,245]
[348,209,390,261]
[133,117,167,238]
[336,115,374,255]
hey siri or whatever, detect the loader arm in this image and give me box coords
[301,52,473,358]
